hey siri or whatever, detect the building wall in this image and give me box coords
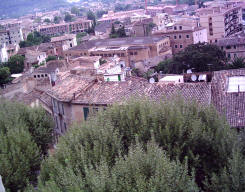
[0,28,24,46]
[200,14,225,43]
[220,43,245,60]
[0,45,8,62]
[193,28,208,44]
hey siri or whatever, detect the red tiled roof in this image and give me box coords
[211,68,245,128]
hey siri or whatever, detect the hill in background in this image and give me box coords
[0,0,70,19]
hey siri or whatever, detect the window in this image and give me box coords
[186,34,190,39]
[174,26,177,30]
[174,35,177,39]
[130,52,134,55]
[180,44,183,48]
[134,52,137,55]
[227,76,245,92]
[83,107,89,120]
[179,26,182,30]
[41,74,44,77]
[179,35,182,39]
[34,75,36,78]
[215,39,217,43]
[228,53,231,58]
[234,45,236,49]
[174,45,178,48]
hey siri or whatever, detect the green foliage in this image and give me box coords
[46,55,57,63]
[20,32,51,48]
[87,10,96,21]
[6,55,25,74]
[155,43,227,74]
[0,128,41,192]
[228,57,245,69]
[64,13,73,23]
[173,42,227,73]
[96,10,107,18]
[114,4,131,12]
[54,16,62,24]
[44,18,51,23]
[38,98,240,191]
[0,99,53,191]
[154,59,174,73]
[71,7,80,16]
[110,24,126,38]
[0,67,11,85]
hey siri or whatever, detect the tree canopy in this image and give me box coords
[0,67,11,86]
[19,31,51,48]
[37,98,245,191]
[5,55,25,74]
[0,99,54,192]
[155,42,227,74]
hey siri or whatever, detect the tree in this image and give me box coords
[38,98,241,191]
[44,18,51,23]
[87,10,96,21]
[0,67,11,85]
[172,43,227,73]
[46,55,57,63]
[71,7,80,16]
[19,32,50,48]
[0,99,53,191]
[117,26,126,37]
[7,55,25,74]
[96,10,107,18]
[228,57,245,69]
[154,59,175,74]
[54,16,61,24]
[64,13,72,22]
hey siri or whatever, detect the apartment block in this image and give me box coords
[198,5,243,43]
[39,19,92,36]
[217,32,245,60]
[153,22,207,54]
[0,28,24,46]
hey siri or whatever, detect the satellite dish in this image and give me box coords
[187,69,192,74]
[198,74,206,81]
[191,74,197,81]
[149,77,155,84]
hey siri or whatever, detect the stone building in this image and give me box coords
[153,22,207,54]
[39,19,92,36]
[64,36,172,67]
[197,4,243,43]
[0,28,24,46]
[217,32,245,60]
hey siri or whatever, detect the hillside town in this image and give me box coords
[1,0,245,191]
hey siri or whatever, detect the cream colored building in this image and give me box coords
[198,5,243,43]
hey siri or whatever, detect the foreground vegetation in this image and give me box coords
[29,98,245,192]
[0,100,54,192]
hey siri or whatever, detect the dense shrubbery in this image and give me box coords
[19,32,51,48]
[0,99,54,191]
[37,98,245,191]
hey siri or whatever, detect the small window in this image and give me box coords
[179,26,182,30]
[41,74,44,77]
[175,45,178,48]
[215,39,217,43]
[34,75,36,78]
[174,35,177,39]
[186,34,190,38]
[180,44,183,48]
[234,45,236,49]
[179,35,182,39]
[37,75,40,78]
[121,53,125,57]
[83,107,89,121]
[174,26,177,30]
[134,52,137,55]
[130,52,134,55]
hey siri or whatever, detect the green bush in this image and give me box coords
[38,98,241,191]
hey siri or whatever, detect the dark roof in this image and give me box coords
[69,36,168,51]
[211,68,245,128]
